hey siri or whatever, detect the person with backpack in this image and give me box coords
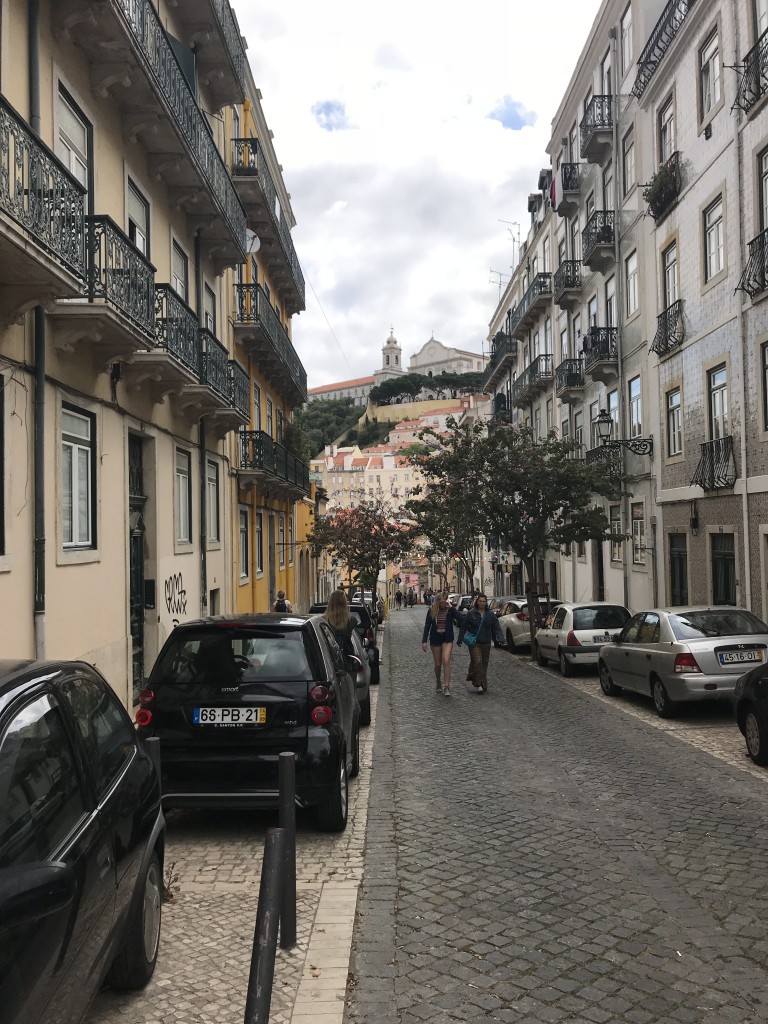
[272,590,293,612]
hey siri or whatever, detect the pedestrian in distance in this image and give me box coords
[457,593,505,694]
[323,589,355,662]
[421,591,464,696]
[272,590,293,612]
[395,590,403,610]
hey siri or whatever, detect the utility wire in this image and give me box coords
[306,274,356,379]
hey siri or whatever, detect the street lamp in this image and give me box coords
[595,409,653,457]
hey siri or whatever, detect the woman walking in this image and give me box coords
[323,589,355,661]
[458,594,505,694]
[421,591,463,696]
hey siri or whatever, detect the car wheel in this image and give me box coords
[599,662,622,697]
[107,851,162,990]
[651,677,676,719]
[505,628,516,651]
[315,752,349,832]
[744,706,768,765]
[559,650,573,677]
[359,694,371,727]
[535,642,548,667]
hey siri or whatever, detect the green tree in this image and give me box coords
[369,371,483,406]
[293,398,362,457]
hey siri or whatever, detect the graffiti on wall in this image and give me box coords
[164,573,187,618]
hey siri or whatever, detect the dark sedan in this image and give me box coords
[734,662,768,764]
[137,614,361,831]
[0,660,165,1024]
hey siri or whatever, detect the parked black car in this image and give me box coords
[0,660,165,1024]
[137,614,361,831]
[309,601,381,684]
[734,662,768,764]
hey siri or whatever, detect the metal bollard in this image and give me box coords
[144,736,161,791]
[278,752,297,949]
[244,828,287,1024]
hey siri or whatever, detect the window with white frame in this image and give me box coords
[625,251,638,315]
[57,88,89,190]
[574,410,583,451]
[266,397,273,437]
[288,515,294,564]
[762,343,768,430]
[239,509,249,579]
[704,196,724,281]
[608,389,619,433]
[534,406,542,441]
[631,502,646,565]
[622,128,635,196]
[204,284,216,333]
[663,242,678,307]
[628,376,642,437]
[700,30,721,117]
[206,460,219,542]
[589,401,600,447]
[605,275,616,327]
[621,4,633,76]
[127,180,149,255]
[255,512,263,574]
[542,237,550,273]
[610,505,622,562]
[667,388,682,456]
[253,383,261,431]
[62,406,95,548]
[279,514,286,567]
[757,0,768,38]
[544,316,552,355]
[546,398,554,433]
[659,98,675,163]
[709,364,728,439]
[175,449,192,544]
[759,147,768,231]
[0,376,4,556]
[172,242,188,301]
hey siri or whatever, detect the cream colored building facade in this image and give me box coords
[0,0,311,708]
[485,0,768,614]
[408,335,487,377]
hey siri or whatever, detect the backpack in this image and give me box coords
[274,599,288,612]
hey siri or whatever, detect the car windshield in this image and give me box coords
[572,606,630,630]
[669,610,768,640]
[153,628,321,683]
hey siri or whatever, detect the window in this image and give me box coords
[601,50,612,96]
[572,313,581,349]
[574,410,583,450]
[589,401,600,447]
[760,148,768,231]
[175,448,192,544]
[622,128,635,196]
[570,218,580,260]
[669,534,688,605]
[603,161,613,207]
[709,364,728,438]
[621,5,633,76]
[662,242,678,307]
[534,406,542,441]
[533,331,540,359]
[57,88,89,190]
[204,284,216,333]
[62,406,95,548]
[253,383,261,431]
[608,389,619,432]
[127,180,149,255]
[0,377,4,556]
[546,398,554,433]
[0,694,86,868]
[256,512,264,574]
[586,192,595,219]
[266,397,273,437]
[239,509,249,579]
[628,376,642,437]
[625,251,638,315]
[711,534,736,605]
[659,98,675,164]
[276,409,284,444]
[561,416,570,443]
[559,317,569,361]
[544,317,552,355]
[757,0,768,38]
[587,295,597,327]
[704,196,724,281]
[700,31,721,117]
[288,516,294,565]
[762,343,768,429]
[279,514,286,567]
[543,237,550,273]
[60,675,136,796]
[206,460,219,542]
[172,242,188,301]
[605,275,616,328]
[233,106,240,140]
[610,506,622,562]
[667,388,682,456]
[631,502,645,565]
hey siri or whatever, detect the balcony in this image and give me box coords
[233,284,307,405]
[585,444,623,475]
[49,216,155,367]
[737,228,768,298]
[553,163,580,217]
[58,0,246,267]
[644,152,681,221]
[633,0,699,100]
[231,139,306,314]
[0,94,86,323]
[509,273,552,339]
[555,358,585,405]
[125,284,199,397]
[582,327,618,384]
[510,354,554,408]
[176,326,234,418]
[238,430,310,500]
[553,261,581,309]
[649,299,684,356]
[736,28,768,114]
[579,96,612,163]
[481,333,518,394]
[691,436,737,491]
[205,359,253,436]
[582,211,615,273]
[169,0,247,110]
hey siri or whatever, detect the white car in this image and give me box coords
[534,602,631,676]
[497,599,561,651]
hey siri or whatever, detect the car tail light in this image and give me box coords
[310,685,330,703]
[311,705,333,725]
[566,630,582,647]
[135,708,152,727]
[674,653,702,673]
[138,688,154,707]
[516,612,529,622]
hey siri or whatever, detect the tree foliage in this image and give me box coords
[308,499,411,589]
[369,371,483,406]
[294,398,362,458]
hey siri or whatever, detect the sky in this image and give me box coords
[230,0,604,389]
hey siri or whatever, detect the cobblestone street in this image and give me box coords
[347,607,768,1024]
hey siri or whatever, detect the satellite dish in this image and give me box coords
[246,229,261,254]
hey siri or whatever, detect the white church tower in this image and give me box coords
[373,328,405,384]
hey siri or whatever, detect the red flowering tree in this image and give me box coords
[308,499,411,589]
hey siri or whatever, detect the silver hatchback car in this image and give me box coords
[597,606,768,717]
[534,602,631,676]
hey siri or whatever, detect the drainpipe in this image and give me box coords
[731,2,752,612]
[195,230,208,617]
[30,0,46,658]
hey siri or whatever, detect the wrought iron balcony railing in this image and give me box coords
[509,273,552,336]
[234,283,308,401]
[585,445,623,474]
[511,354,553,404]
[208,0,247,92]
[86,215,155,339]
[737,227,768,297]
[232,138,305,306]
[582,327,618,372]
[0,94,86,279]
[560,163,580,192]
[736,28,768,113]
[691,436,737,490]
[229,361,250,418]
[632,0,698,99]
[650,299,684,356]
[116,0,246,254]
[239,430,310,493]
[555,358,585,394]
[481,335,518,392]
[579,95,612,158]
[199,327,229,398]
[553,260,581,302]
[644,152,681,220]
[154,284,200,374]
[582,211,615,263]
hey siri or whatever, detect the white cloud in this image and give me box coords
[231,0,603,387]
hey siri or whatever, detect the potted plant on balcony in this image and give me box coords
[643,158,679,220]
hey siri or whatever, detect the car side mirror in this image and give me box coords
[0,862,75,928]
[612,633,621,643]
[345,655,363,674]
[361,637,369,649]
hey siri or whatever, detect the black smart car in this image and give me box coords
[137,614,361,831]
[734,662,768,765]
[0,660,165,1024]
[309,601,381,684]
